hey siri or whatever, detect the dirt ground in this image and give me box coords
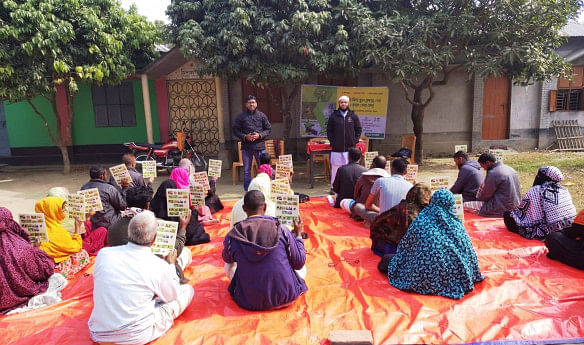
[1,151,582,216]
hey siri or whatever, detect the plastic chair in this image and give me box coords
[232,141,256,185]
[306,137,330,182]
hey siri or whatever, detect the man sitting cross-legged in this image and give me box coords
[88,211,194,345]
[222,190,308,311]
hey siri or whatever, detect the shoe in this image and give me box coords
[329,188,335,195]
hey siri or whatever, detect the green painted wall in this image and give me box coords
[4,79,161,147]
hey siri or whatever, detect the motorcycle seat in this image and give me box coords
[135,143,163,149]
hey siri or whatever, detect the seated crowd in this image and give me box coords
[1,147,582,344]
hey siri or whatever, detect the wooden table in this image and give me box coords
[306,141,366,188]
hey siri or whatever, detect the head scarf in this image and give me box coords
[230,173,276,228]
[47,187,69,201]
[511,166,576,240]
[370,183,431,245]
[34,197,66,231]
[387,189,484,299]
[170,167,190,190]
[150,179,178,221]
[0,207,29,240]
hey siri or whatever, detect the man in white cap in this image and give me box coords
[326,95,362,192]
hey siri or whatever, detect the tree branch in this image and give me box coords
[400,81,420,106]
[423,78,435,107]
[27,99,60,146]
[433,64,463,86]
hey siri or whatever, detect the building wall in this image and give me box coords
[4,80,161,148]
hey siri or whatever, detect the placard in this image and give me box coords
[385,160,391,173]
[405,164,418,183]
[166,188,190,217]
[67,193,85,219]
[430,176,449,192]
[274,194,299,228]
[109,164,132,186]
[78,188,103,213]
[455,145,468,153]
[208,159,222,178]
[452,194,465,223]
[364,151,378,168]
[275,163,292,180]
[189,183,206,207]
[18,213,48,242]
[141,160,157,179]
[151,220,178,256]
[489,149,505,163]
[193,171,211,191]
[278,154,293,168]
[271,178,292,198]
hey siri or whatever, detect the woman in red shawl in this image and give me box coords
[0,207,55,314]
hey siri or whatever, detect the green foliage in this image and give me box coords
[0,0,161,101]
[167,0,365,86]
[362,0,583,86]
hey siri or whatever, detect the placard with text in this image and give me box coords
[364,151,378,168]
[141,160,157,179]
[208,159,222,178]
[151,220,178,256]
[109,164,132,186]
[78,188,103,213]
[19,213,48,242]
[274,194,299,228]
[166,189,190,217]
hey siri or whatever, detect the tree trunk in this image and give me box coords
[409,85,427,165]
[58,142,71,174]
[278,83,300,141]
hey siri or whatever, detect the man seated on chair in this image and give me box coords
[222,190,307,311]
[450,150,484,202]
[464,153,521,217]
[331,147,367,208]
[352,158,412,227]
[339,155,389,218]
[88,211,194,345]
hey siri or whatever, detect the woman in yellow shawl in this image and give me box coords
[35,197,89,277]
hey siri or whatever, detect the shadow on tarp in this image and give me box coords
[2,198,584,345]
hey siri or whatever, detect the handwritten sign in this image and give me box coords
[189,183,206,207]
[452,194,464,223]
[109,164,132,186]
[141,160,157,179]
[274,194,299,228]
[278,154,293,168]
[166,189,190,217]
[151,220,178,256]
[405,164,418,183]
[78,188,103,213]
[364,151,378,168]
[455,145,468,153]
[208,159,222,178]
[430,176,449,192]
[193,171,210,191]
[67,193,85,219]
[19,213,48,242]
[489,149,505,163]
[275,163,292,180]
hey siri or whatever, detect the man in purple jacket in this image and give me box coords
[450,151,484,202]
[222,190,307,311]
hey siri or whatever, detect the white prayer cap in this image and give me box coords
[338,95,350,102]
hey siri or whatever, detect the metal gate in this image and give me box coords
[166,79,220,156]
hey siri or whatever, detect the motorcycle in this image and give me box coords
[123,132,207,173]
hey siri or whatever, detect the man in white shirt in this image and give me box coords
[88,211,194,345]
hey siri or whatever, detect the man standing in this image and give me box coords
[88,211,194,344]
[450,151,484,202]
[465,153,521,217]
[109,152,153,195]
[81,165,127,229]
[353,158,412,226]
[332,147,367,208]
[233,95,272,191]
[327,95,362,191]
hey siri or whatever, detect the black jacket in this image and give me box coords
[233,109,272,151]
[80,179,127,229]
[326,108,362,152]
[332,161,367,208]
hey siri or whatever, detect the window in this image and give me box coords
[551,66,584,111]
[92,82,136,127]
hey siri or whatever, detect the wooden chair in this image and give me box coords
[232,141,256,185]
[251,139,285,173]
[306,137,330,182]
[359,135,370,152]
[401,135,416,164]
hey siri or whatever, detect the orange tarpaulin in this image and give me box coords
[2,198,584,345]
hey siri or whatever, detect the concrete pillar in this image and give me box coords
[215,77,229,164]
[141,74,154,144]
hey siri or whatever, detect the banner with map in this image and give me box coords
[300,85,389,139]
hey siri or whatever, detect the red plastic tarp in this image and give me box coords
[2,197,584,345]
